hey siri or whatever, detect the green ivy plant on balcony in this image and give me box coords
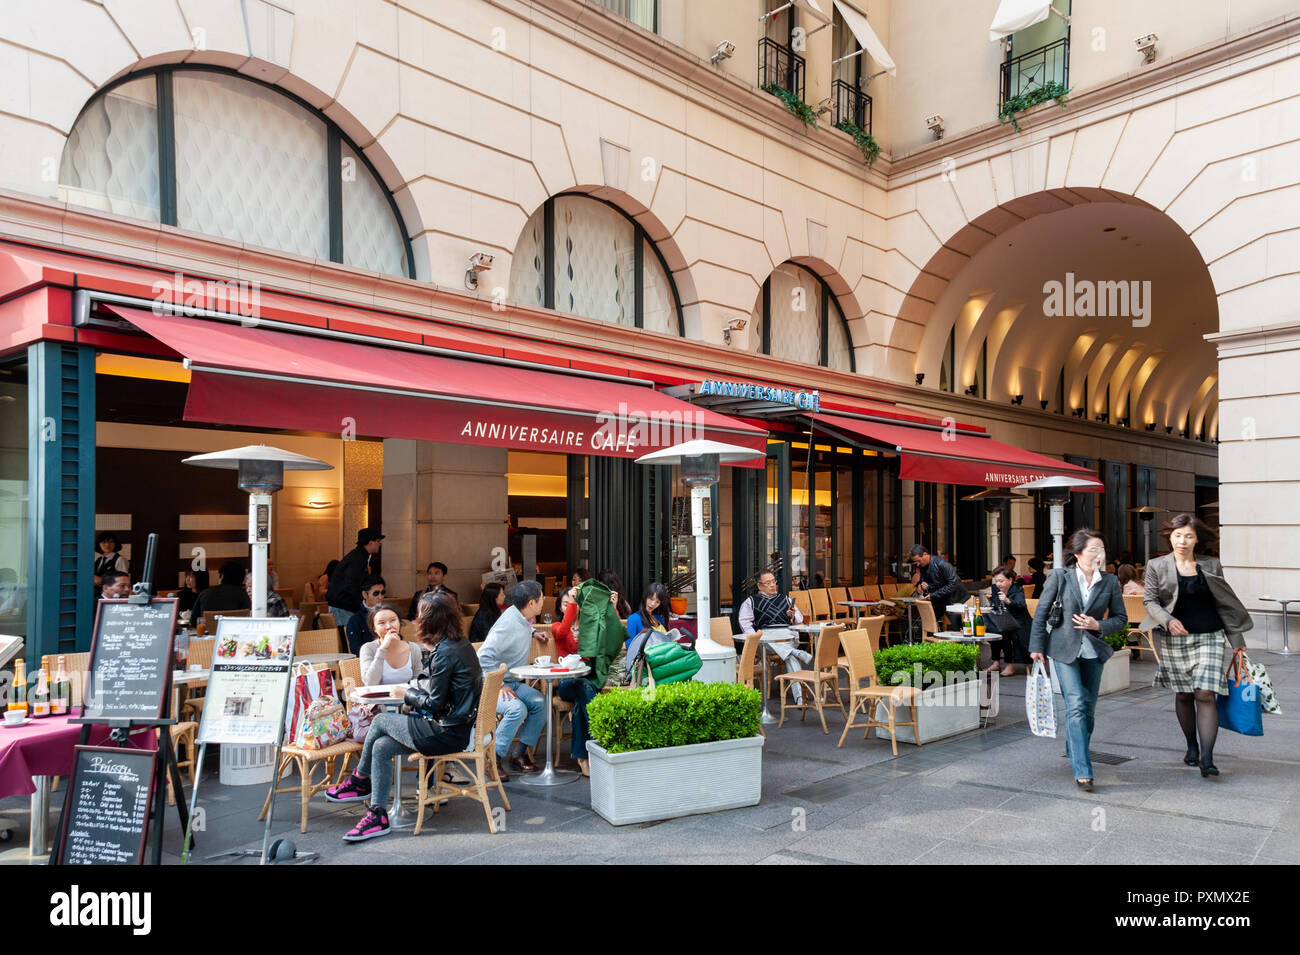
[762,82,818,130]
[834,119,881,166]
[998,80,1070,133]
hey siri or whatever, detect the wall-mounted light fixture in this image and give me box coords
[305,500,333,509]
[914,373,925,386]
[1072,407,1086,418]
[964,384,980,397]
[1040,400,1050,410]
[1165,426,1174,434]
[1145,423,1156,431]
[1011,394,1024,405]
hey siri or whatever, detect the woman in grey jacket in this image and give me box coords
[1142,514,1253,778]
[1029,528,1127,792]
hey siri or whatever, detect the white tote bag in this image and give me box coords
[1026,660,1057,738]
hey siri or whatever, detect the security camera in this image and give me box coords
[814,97,833,117]
[925,114,945,140]
[465,251,494,290]
[710,41,735,65]
[722,316,747,345]
[1134,33,1158,64]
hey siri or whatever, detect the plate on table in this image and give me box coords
[358,690,398,700]
[2,717,34,728]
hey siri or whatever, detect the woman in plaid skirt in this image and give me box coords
[1142,514,1254,778]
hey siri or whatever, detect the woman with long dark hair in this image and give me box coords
[1143,514,1253,777]
[327,592,482,842]
[1029,528,1127,792]
[625,582,670,647]
[469,582,506,642]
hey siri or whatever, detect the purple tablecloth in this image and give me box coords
[0,711,155,798]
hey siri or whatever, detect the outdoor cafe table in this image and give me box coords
[509,662,590,786]
[891,596,926,643]
[755,631,808,725]
[836,600,877,625]
[347,684,417,829]
[932,631,1002,669]
[0,711,157,857]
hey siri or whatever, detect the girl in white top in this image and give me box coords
[359,603,423,687]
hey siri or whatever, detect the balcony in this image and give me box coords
[832,79,872,134]
[999,35,1069,112]
[759,36,805,101]
[591,0,656,32]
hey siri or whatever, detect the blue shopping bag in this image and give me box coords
[1217,649,1263,736]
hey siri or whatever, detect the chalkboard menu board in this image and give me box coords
[57,745,158,866]
[83,598,178,721]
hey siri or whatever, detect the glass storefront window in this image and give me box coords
[0,367,29,638]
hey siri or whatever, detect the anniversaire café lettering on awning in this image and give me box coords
[3,240,1120,663]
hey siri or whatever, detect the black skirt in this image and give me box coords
[408,718,472,757]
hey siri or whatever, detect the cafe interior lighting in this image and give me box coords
[1039,400,1050,410]
[1011,394,1024,405]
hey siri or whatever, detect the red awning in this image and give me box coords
[110,307,768,462]
[810,412,1101,489]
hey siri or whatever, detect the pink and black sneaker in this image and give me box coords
[325,772,371,803]
[342,804,390,843]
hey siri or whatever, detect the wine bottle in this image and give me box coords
[976,611,985,637]
[52,655,71,716]
[31,666,50,718]
[8,659,28,718]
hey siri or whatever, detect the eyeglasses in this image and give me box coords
[368,589,385,597]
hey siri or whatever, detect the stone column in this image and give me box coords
[383,439,509,608]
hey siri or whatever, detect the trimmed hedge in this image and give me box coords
[874,643,979,689]
[587,681,761,754]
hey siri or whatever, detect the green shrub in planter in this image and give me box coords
[1105,628,1131,651]
[874,643,979,689]
[587,681,761,754]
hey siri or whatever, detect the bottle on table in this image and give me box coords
[52,655,71,716]
[975,610,985,637]
[8,659,28,718]
[31,666,51,718]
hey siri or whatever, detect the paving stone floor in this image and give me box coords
[4,652,1296,865]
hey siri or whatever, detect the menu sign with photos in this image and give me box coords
[83,598,178,721]
[57,745,158,866]
[197,616,297,745]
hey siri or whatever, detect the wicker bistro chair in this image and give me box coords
[710,616,736,648]
[837,614,886,686]
[295,628,344,656]
[790,590,812,621]
[201,608,248,634]
[1022,584,1037,599]
[827,587,852,621]
[775,624,846,733]
[837,628,922,756]
[809,588,833,623]
[735,631,765,738]
[178,639,215,722]
[849,585,867,602]
[257,665,362,833]
[408,664,511,835]
[167,722,198,805]
[1121,594,1159,663]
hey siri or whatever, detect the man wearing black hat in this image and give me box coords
[327,528,384,628]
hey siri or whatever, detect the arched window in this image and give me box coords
[749,263,855,370]
[59,68,413,278]
[508,195,683,335]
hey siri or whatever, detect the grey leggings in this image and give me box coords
[357,713,416,807]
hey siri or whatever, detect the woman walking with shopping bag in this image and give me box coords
[1142,513,1254,778]
[1029,529,1127,792]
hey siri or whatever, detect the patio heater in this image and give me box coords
[182,445,333,614]
[636,440,765,681]
[1129,505,1168,566]
[959,488,1028,573]
[1014,475,1104,570]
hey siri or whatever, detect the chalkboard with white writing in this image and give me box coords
[83,598,178,721]
[57,745,158,866]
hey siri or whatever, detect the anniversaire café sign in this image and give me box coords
[698,379,821,412]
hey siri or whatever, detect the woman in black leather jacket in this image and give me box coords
[327,592,482,843]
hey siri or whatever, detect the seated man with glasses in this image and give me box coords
[345,574,388,656]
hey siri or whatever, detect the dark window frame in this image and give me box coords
[532,193,685,336]
[755,264,857,371]
[64,65,416,279]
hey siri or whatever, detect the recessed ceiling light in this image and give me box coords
[1103,226,1116,232]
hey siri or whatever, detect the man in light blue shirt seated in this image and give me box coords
[478,579,547,778]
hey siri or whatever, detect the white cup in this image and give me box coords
[4,709,25,725]
[534,656,552,666]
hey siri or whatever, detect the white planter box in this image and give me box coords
[873,679,981,745]
[587,735,764,826]
[1048,650,1131,697]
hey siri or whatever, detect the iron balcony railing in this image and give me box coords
[832,79,872,133]
[758,36,806,101]
[999,35,1069,109]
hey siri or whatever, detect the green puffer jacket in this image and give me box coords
[577,577,625,691]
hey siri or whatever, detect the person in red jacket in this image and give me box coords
[551,586,580,657]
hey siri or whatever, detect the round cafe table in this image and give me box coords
[346,685,417,830]
[509,662,590,786]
